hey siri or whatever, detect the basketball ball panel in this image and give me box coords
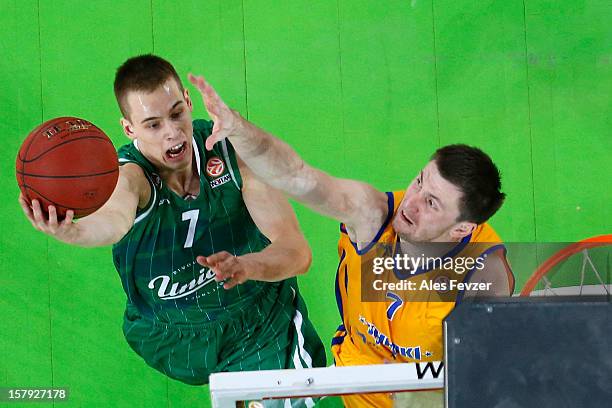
[21,129,109,161]
[21,137,117,177]
[17,117,68,160]
[22,170,118,217]
[20,184,65,217]
[19,117,109,160]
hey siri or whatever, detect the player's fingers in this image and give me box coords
[31,199,47,230]
[18,194,36,223]
[212,256,239,282]
[188,74,217,108]
[187,73,204,91]
[205,134,217,151]
[188,73,216,112]
[214,269,233,282]
[196,252,234,278]
[216,253,238,270]
[188,73,211,95]
[60,210,74,228]
[204,251,233,265]
[223,279,237,290]
[218,255,239,272]
[47,205,59,232]
[31,199,42,220]
[200,77,224,107]
[205,134,223,151]
[223,271,247,290]
[188,73,226,114]
[195,255,210,268]
[212,121,221,134]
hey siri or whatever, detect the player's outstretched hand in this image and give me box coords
[196,251,250,290]
[19,193,76,243]
[188,73,240,151]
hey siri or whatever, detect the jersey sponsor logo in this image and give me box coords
[148,267,217,300]
[206,157,225,177]
[209,173,231,189]
[158,198,170,206]
[358,316,432,359]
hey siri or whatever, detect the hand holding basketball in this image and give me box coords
[18,192,79,243]
[16,117,119,221]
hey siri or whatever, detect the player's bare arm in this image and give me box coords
[463,248,514,298]
[188,74,388,244]
[18,163,149,247]
[197,157,312,290]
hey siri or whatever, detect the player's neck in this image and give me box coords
[398,238,458,259]
[161,155,200,198]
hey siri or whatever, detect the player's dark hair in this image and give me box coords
[431,144,505,224]
[114,54,184,118]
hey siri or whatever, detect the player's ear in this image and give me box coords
[120,118,136,140]
[450,222,476,240]
[184,88,193,111]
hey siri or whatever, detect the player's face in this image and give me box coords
[121,78,194,172]
[392,161,472,243]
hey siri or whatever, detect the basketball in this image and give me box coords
[16,117,119,219]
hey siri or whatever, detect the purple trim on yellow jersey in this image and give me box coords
[339,192,395,255]
[335,250,347,322]
[392,233,472,279]
[455,244,507,304]
[331,324,347,346]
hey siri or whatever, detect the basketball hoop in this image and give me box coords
[520,235,611,296]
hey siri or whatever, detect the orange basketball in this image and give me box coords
[16,117,119,219]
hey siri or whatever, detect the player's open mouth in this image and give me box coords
[166,142,187,159]
[402,210,415,226]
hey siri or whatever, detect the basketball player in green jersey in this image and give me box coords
[18,55,325,403]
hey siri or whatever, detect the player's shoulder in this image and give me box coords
[119,161,146,178]
[470,223,502,243]
[391,191,405,213]
[117,140,137,159]
[192,119,213,138]
[117,140,157,176]
[115,162,152,210]
[339,190,397,249]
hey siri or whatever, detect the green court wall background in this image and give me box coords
[1,0,610,407]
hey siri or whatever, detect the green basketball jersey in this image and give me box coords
[112,119,272,324]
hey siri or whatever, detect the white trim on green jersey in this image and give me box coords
[117,156,157,224]
[221,139,241,191]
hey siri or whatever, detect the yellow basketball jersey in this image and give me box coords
[332,191,509,368]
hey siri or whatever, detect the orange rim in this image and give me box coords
[519,234,612,296]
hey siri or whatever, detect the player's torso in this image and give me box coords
[334,192,503,364]
[112,120,270,324]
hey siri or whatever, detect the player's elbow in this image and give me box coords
[294,240,313,276]
[299,246,313,276]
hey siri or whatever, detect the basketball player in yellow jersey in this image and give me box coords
[188,75,515,407]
